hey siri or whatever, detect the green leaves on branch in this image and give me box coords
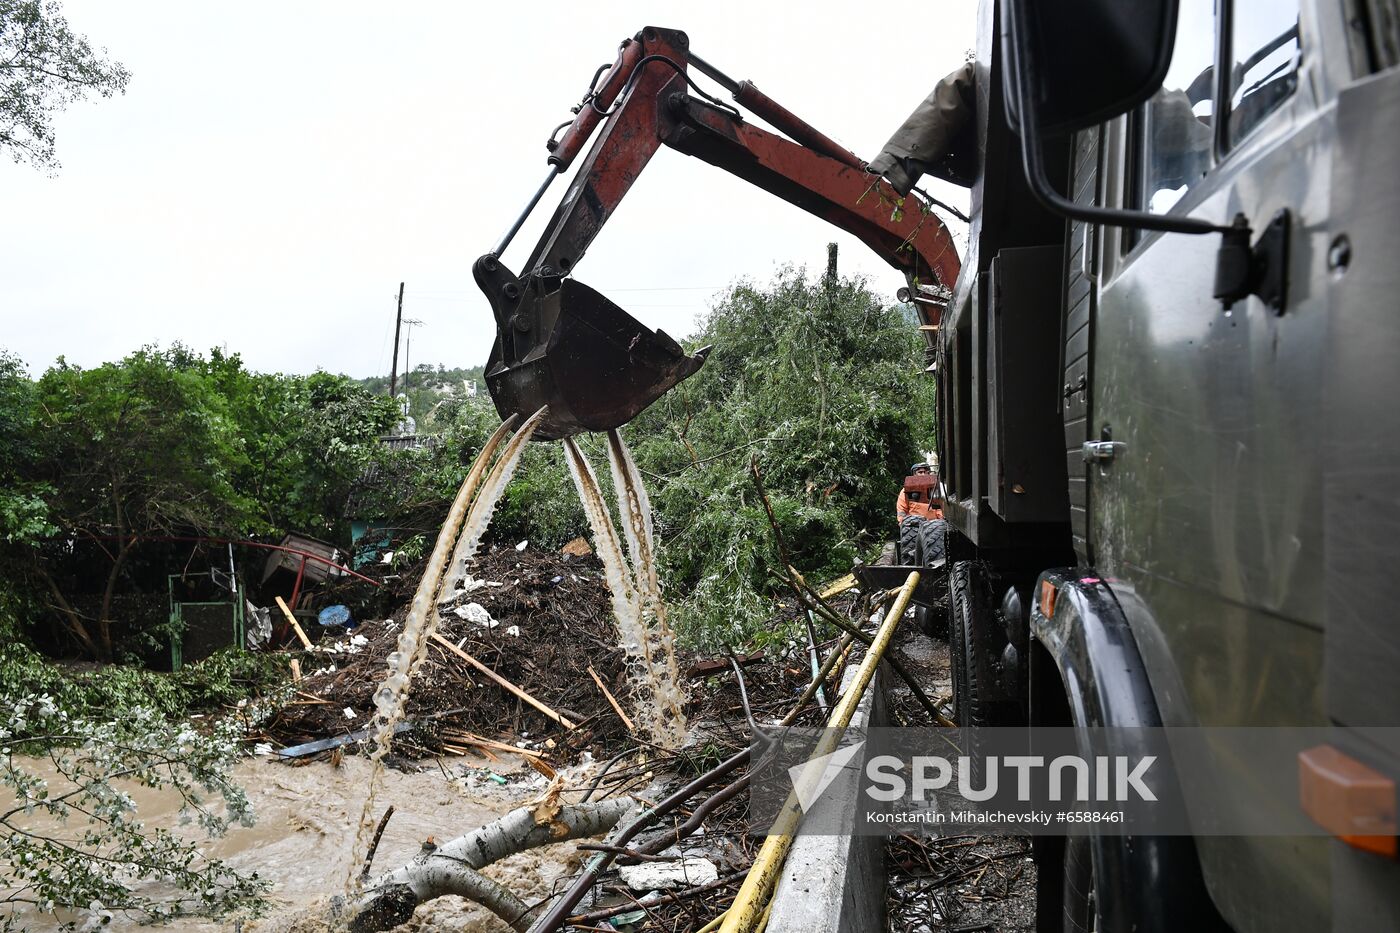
[0,0,131,173]
[0,691,266,929]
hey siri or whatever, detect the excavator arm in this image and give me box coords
[475,26,961,439]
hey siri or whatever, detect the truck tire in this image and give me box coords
[914,519,950,638]
[897,515,924,565]
[948,559,1015,727]
[1061,834,1098,933]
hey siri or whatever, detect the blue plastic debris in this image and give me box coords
[318,604,353,627]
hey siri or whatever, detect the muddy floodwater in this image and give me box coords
[8,753,588,932]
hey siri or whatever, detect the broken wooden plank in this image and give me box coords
[429,633,577,729]
[275,596,313,650]
[587,664,636,733]
[439,729,545,759]
[818,573,857,600]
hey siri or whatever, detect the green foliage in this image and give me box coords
[631,269,933,647]
[0,353,52,546]
[0,644,289,724]
[34,346,257,540]
[0,0,131,173]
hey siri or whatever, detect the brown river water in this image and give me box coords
[7,752,589,932]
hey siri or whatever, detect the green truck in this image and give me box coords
[875,0,1400,929]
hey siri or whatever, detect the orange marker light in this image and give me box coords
[1298,744,1397,858]
[1039,579,1057,620]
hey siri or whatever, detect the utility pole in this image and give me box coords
[401,318,424,397]
[388,282,404,397]
[826,242,838,284]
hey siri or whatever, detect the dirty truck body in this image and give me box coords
[935,0,1400,930]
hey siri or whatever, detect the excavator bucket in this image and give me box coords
[474,254,711,440]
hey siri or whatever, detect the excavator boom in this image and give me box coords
[477,25,961,440]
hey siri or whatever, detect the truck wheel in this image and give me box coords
[948,559,1015,727]
[897,515,924,565]
[1062,834,1099,933]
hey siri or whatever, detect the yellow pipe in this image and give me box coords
[718,571,920,933]
[694,910,728,933]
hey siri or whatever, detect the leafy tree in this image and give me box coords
[0,352,50,547]
[200,350,399,535]
[27,347,256,659]
[0,0,130,172]
[630,268,934,646]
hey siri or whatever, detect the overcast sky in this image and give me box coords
[1,1,974,378]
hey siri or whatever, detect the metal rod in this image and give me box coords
[491,167,562,258]
[688,50,741,94]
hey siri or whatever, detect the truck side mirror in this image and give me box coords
[1000,0,1288,312]
[1002,0,1177,135]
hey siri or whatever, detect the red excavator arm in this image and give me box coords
[475,26,961,440]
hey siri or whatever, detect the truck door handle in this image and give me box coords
[1082,440,1125,463]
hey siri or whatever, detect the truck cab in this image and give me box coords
[931,0,1400,929]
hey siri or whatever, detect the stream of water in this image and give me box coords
[343,416,687,907]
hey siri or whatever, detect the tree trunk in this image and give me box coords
[36,566,102,659]
[350,796,634,932]
[97,541,132,662]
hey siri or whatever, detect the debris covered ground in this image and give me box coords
[264,546,633,764]
[245,542,1036,932]
[883,629,1037,933]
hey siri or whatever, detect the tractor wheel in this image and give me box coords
[918,518,948,565]
[897,515,924,565]
[914,519,950,638]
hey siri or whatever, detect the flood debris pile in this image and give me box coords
[264,546,633,761]
[346,594,859,933]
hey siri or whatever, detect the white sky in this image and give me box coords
[0,1,974,378]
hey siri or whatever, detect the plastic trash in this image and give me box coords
[618,857,719,891]
[318,604,353,627]
[452,602,497,628]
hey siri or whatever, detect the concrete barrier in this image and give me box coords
[767,664,887,933]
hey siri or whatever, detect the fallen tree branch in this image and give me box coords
[360,805,396,882]
[349,796,634,933]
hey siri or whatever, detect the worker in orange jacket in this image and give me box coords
[897,462,943,521]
